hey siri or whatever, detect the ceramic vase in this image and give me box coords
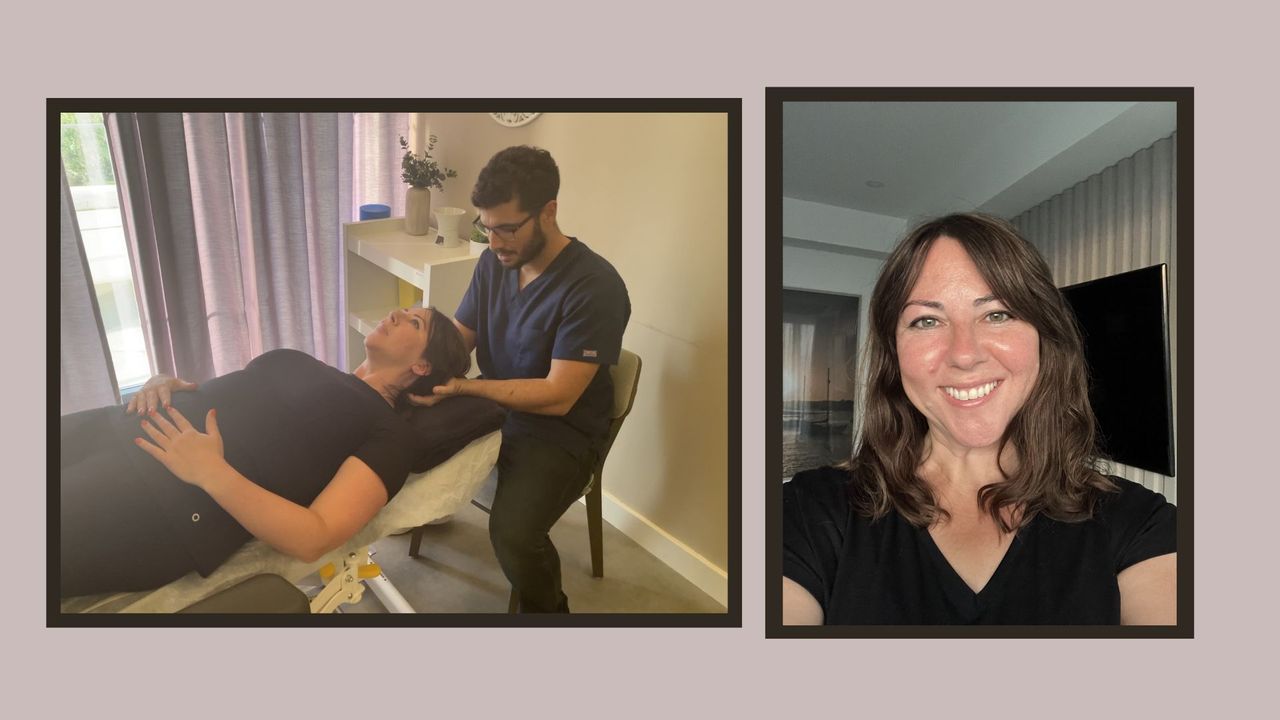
[470,240,488,256]
[433,207,467,248]
[404,187,432,236]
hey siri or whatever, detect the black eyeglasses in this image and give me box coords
[472,205,543,240]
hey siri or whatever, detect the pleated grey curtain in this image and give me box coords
[104,112,404,380]
[1012,132,1178,502]
[60,162,120,414]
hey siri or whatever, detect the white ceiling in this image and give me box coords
[783,101,1177,221]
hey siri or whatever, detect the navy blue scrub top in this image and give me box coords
[456,237,630,458]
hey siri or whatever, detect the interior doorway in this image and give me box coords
[782,288,860,479]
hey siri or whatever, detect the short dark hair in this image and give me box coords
[397,308,471,412]
[847,212,1114,532]
[470,145,559,212]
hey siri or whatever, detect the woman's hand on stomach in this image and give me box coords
[135,406,227,489]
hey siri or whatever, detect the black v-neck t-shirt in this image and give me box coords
[783,467,1176,624]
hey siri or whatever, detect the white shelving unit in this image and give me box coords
[344,218,480,371]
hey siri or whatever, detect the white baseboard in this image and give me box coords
[587,492,728,609]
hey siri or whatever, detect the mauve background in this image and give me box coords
[14,0,1274,716]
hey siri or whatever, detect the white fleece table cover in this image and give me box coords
[61,431,502,614]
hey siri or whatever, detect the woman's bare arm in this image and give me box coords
[1118,553,1177,625]
[198,456,387,563]
[783,576,824,625]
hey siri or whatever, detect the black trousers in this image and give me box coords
[489,434,594,613]
[59,406,197,598]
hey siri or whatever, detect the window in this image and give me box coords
[61,113,151,390]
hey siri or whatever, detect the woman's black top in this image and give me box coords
[71,349,417,577]
[783,467,1176,624]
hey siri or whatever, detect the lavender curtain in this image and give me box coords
[353,113,410,218]
[104,112,407,381]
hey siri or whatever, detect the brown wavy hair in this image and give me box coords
[846,213,1114,532]
[396,307,472,413]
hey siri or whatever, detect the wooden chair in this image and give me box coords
[582,348,642,579]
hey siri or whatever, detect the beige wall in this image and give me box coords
[416,112,730,573]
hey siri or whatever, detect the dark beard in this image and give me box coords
[508,222,547,269]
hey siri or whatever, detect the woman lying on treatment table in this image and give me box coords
[60,307,471,598]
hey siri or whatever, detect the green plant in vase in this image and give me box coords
[400,134,457,236]
[400,135,456,189]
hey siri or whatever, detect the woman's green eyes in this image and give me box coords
[909,317,940,329]
[905,310,1015,329]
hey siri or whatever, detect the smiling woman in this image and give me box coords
[782,213,1177,626]
[895,237,1042,456]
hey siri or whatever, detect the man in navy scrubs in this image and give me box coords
[414,146,630,613]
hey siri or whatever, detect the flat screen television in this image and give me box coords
[1060,264,1175,476]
